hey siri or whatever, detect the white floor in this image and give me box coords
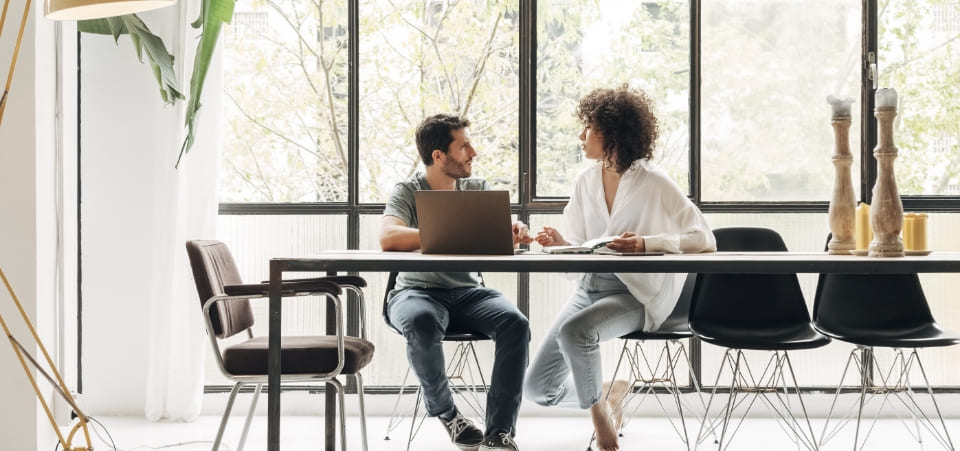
[78,414,960,451]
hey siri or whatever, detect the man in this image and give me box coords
[380,113,532,451]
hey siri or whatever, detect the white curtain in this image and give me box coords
[143,0,224,421]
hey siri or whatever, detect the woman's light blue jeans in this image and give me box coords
[524,273,646,409]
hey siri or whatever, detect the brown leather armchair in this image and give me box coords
[186,240,374,451]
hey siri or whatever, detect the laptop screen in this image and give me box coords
[415,190,514,255]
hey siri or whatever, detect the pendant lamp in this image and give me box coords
[46,0,176,20]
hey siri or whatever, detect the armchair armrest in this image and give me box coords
[224,279,342,297]
[260,275,368,340]
[202,287,349,379]
[260,275,366,288]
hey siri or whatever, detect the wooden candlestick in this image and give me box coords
[868,104,904,257]
[828,114,856,254]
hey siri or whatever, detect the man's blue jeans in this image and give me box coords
[387,286,530,436]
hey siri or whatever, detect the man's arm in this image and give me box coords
[380,215,421,251]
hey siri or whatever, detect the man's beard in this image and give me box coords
[442,158,472,179]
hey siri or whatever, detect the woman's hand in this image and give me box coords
[513,221,535,245]
[606,232,645,253]
[535,226,568,247]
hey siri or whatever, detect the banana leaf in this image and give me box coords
[79,0,236,168]
[176,0,235,168]
[78,15,183,104]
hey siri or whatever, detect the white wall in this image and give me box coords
[0,2,66,448]
[79,8,181,415]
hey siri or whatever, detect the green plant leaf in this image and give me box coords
[176,0,236,168]
[79,15,183,105]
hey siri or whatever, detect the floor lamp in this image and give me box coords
[1,0,174,448]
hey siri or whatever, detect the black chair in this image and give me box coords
[587,272,718,451]
[185,240,375,451]
[381,271,491,451]
[814,237,958,450]
[690,227,830,451]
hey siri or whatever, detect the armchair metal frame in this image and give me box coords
[187,240,372,451]
[202,288,369,451]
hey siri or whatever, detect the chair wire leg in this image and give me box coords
[761,353,809,450]
[384,365,415,440]
[236,383,262,451]
[698,348,733,446]
[718,350,743,451]
[406,341,480,449]
[910,349,955,450]
[819,348,858,448]
[462,341,489,420]
[405,383,424,451]
[354,373,369,451]
[664,342,693,451]
[680,343,718,445]
[641,342,691,446]
[782,352,818,451]
[854,348,871,451]
[213,382,243,451]
[723,352,771,450]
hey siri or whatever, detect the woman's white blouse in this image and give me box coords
[562,159,717,331]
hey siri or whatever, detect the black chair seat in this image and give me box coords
[621,329,693,341]
[818,323,960,349]
[223,336,375,376]
[618,273,696,342]
[694,322,830,351]
[442,331,490,342]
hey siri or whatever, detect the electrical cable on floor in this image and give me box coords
[88,416,118,450]
[55,416,232,451]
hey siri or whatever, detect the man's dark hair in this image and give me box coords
[415,113,471,166]
[576,84,659,173]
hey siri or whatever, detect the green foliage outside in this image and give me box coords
[879,0,960,196]
[215,0,960,203]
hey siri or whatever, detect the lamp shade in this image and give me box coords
[45,0,176,20]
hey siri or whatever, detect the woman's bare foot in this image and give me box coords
[591,401,619,451]
[602,379,631,430]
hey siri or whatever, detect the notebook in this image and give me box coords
[544,236,664,256]
[415,190,515,255]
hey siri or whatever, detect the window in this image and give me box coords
[221,1,349,202]
[535,1,690,198]
[213,0,960,390]
[701,0,862,202]
[359,0,520,203]
[879,0,960,196]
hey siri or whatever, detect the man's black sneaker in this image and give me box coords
[440,412,484,451]
[479,432,519,451]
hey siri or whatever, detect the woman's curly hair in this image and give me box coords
[576,84,659,173]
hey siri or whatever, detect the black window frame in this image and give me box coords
[214,0,960,392]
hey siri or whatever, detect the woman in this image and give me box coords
[523,85,716,451]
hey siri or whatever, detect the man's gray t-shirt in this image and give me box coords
[383,174,491,290]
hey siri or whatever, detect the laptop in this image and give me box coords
[415,190,515,255]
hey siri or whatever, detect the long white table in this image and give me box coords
[266,250,960,451]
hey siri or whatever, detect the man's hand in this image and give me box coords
[607,232,646,253]
[535,226,568,247]
[513,221,535,245]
